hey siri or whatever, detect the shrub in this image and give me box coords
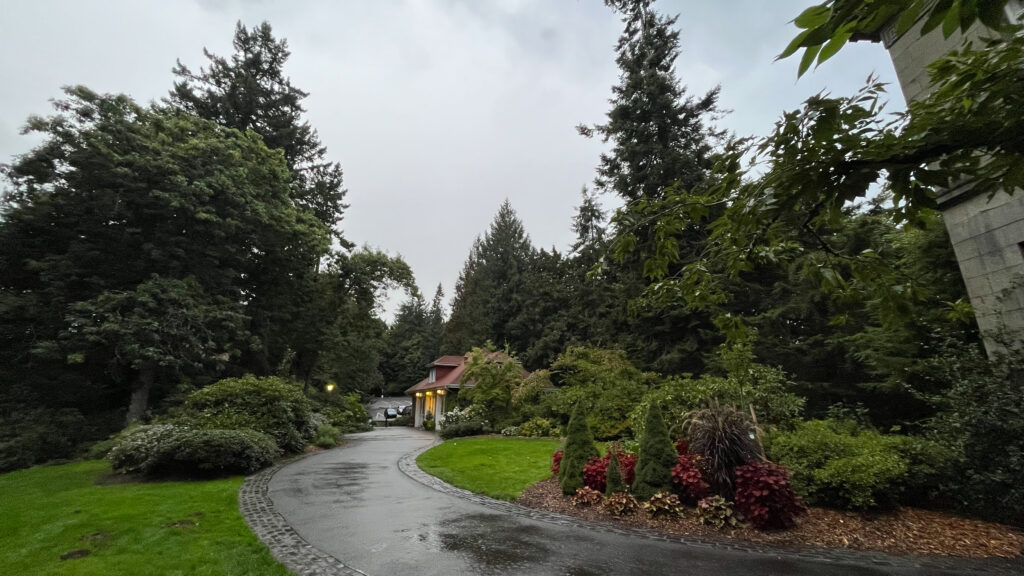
[571,486,603,507]
[766,419,938,509]
[314,424,341,448]
[684,399,761,497]
[920,345,1024,526]
[733,462,805,530]
[583,450,637,493]
[86,437,119,460]
[438,420,490,439]
[171,428,280,475]
[560,403,599,495]
[604,492,640,516]
[643,492,683,518]
[605,447,625,495]
[630,345,805,438]
[519,417,556,437]
[671,453,709,503]
[0,405,87,472]
[108,424,280,476]
[311,391,370,433]
[440,404,489,427]
[501,425,520,436]
[179,375,312,453]
[547,347,656,439]
[632,402,677,500]
[551,449,563,475]
[424,419,435,431]
[697,496,743,529]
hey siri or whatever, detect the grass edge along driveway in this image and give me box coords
[416,436,561,500]
[0,460,291,576]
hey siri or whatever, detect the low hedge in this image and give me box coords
[108,424,280,477]
[439,420,490,439]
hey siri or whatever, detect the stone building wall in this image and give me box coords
[880,4,1024,355]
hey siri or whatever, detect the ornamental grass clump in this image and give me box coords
[632,402,677,500]
[684,399,762,497]
[559,403,599,495]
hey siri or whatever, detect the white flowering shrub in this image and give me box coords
[440,405,488,427]
[108,424,280,476]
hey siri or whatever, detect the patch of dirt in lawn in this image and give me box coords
[517,478,1024,559]
[60,549,91,561]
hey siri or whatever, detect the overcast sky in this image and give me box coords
[0,0,903,322]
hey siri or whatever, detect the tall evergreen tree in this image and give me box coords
[443,200,534,355]
[579,0,724,374]
[170,21,348,235]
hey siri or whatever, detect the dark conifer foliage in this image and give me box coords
[560,403,600,495]
[632,402,677,500]
[170,21,348,236]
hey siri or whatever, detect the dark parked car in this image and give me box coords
[397,405,412,416]
[384,408,398,420]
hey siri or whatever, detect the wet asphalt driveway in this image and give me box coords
[266,428,996,576]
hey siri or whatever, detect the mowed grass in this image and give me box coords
[416,436,561,500]
[0,460,291,576]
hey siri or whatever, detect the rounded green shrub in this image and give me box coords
[179,375,313,452]
[439,420,490,439]
[519,417,556,437]
[314,424,341,448]
[108,424,280,476]
[766,419,941,510]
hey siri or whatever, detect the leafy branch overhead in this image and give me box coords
[781,0,1019,76]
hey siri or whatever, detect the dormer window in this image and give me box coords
[429,367,436,383]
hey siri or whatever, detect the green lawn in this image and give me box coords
[416,436,561,500]
[0,460,291,576]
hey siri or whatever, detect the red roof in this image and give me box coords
[404,351,526,395]
[428,355,467,367]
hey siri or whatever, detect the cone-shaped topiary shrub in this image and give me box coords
[632,402,677,500]
[605,446,626,496]
[560,403,599,495]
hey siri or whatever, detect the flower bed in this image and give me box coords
[517,478,1024,559]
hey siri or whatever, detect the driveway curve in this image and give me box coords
[253,428,1017,576]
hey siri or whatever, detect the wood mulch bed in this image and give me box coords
[517,478,1024,559]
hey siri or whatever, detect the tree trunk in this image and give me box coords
[125,363,154,425]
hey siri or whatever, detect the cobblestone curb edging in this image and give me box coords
[399,442,1023,576]
[239,453,367,576]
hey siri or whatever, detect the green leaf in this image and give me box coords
[816,32,852,66]
[798,44,823,77]
[896,0,926,36]
[793,5,832,29]
[942,1,962,37]
[977,0,1009,30]
[777,29,812,60]
[921,0,955,35]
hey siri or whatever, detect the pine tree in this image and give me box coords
[560,403,599,495]
[442,200,534,354]
[579,0,724,375]
[170,21,348,235]
[605,446,626,495]
[582,0,720,203]
[632,402,677,500]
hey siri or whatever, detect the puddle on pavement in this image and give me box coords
[429,513,554,572]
